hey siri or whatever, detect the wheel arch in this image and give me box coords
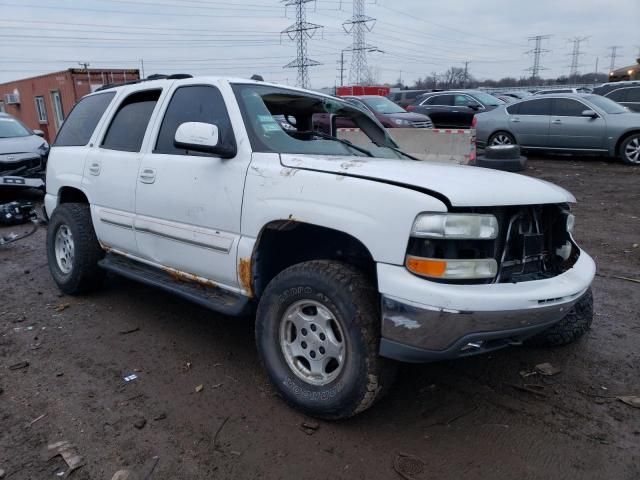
[614,129,640,157]
[57,186,91,205]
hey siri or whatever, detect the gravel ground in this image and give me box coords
[1,156,639,480]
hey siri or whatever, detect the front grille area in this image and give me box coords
[0,154,44,177]
[406,204,578,284]
[411,120,434,129]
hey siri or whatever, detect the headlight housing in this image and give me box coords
[393,118,411,126]
[411,213,499,240]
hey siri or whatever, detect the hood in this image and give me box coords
[281,154,575,207]
[0,134,46,155]
[383,111,431,122]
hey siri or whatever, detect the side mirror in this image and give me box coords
[174,122,236,158]
[581,109,598,118]
[33,129,45,137]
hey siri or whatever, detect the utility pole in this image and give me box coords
[281,0,323,89]
[606,46,623,72]
[463,61,469,88]
[140,59,145,79]
[594,56,599,84]
[343,0,377,85]
[337,50,346,87]
[525,35,551,81]
[78,62,91,88]
[567,36,588,81]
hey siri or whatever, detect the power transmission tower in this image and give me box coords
[606,46,623,71]
[337,49,347,87]
[525,35,551,80]
[281,0,323,89]
[567,36,588,80]
[343,0,378,85]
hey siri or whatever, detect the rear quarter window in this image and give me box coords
[53,92,115,146]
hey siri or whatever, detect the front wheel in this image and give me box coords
[488,131,516,146]
[255,260,396,420]
[619,134,640,165]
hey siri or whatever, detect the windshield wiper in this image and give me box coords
[296,130,374,157]
[378,144,419,161]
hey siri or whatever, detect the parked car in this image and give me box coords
[407,90,505,128]
[386,89,431,109]
[494,94,516,103]
[343,95,433,128]
[534,87,592,95]
[592,81,640,112]
[494,91,532,100]
[45,76,595,419]
[0,112,49,188]
[475,93,640,165]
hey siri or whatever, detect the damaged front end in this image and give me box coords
[0,151,47,189]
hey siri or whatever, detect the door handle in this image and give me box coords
[139,168,156,184]
[510,117,520,123]
[552,119,562,124]
[88,161,101,176]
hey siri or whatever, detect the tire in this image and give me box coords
[484,144,521,159]
[525,289,593,347]
[475,155,527,172]
[46,203,105,295]
[619,133,640,165]
[488,131,516,147]
[255,260,396,420]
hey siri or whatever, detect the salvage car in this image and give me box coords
[475,93,640,165]
[45,76,595,419]
[0,112,49,188]
[592,81,640,112]
[343,95,433,128]
[407,90,505,128]
[386,89,432,109]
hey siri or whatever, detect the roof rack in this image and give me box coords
[94,73,193,92]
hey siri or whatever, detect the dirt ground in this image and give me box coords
[1,156,639,480]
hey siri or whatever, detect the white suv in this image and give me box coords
[45,75,596,419]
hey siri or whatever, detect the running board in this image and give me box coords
[98,253,250,317]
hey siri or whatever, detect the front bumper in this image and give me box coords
[1,175,45,188]
[377,249,596,362]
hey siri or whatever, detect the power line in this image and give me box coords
[281,0,323,89]
[343,0,378,85]
[606,46,623,71]
[525,35,551,79]
[567,36,588,80]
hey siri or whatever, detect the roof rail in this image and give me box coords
[94,73,193,92]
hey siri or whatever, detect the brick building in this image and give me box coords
[0,68,140,141]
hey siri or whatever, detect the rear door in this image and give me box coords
[452,94,481,127]
[507,98,552,147]
[549,98,605,150]
[82,87,165,255]
[417,94,454,127]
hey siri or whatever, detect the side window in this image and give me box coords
[606,89,628,102]
[154,85,235,156]
[626,88,640,102]
[406,92,420,100]
[426,95,453,106]
[518,98,552,116]
[34,96,48,123]
[454,95,476,107]
[553,98,588,116]
[506,103,521,115]
[54,92,115,147]
[346,98,368,111]
[102,89,160,152]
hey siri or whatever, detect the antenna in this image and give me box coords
[343,0,378,85]
[525,35,551,80]
[281,0,323,89]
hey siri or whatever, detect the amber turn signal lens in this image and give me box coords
[406,256,447,277]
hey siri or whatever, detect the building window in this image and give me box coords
[0,100,5,112]
[34,96,48,123]
[50,91,65,129]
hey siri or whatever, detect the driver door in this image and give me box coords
[134,82,250,290]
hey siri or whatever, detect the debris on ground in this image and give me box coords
[123,374,138,382]
[183,362,192,371]
[47,440,85,474]
[519,370,537,378]
[393,453,425,480]
[300,421,320,435]
[535,363,562,376]
[0,468,5,478]
[110,469,140,480]
[133,417,147,429]
[617,396,640,408]
[118,326,140,335]
[153,412,167,421]
[213,416,230,452]
[195,384,203,393]
[505,382,549,398]
[54,303,70,312]
[27,413,46,427]
[9,361,29,370]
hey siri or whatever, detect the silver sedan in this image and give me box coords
[475,93,640,165]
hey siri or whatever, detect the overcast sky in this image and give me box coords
[0,0,638,88]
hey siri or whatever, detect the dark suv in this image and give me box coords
[386,89,431,109]
[408,90,504,128]
[592,81,640,112]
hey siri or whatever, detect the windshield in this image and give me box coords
[361,96,406,114]
[232,84,404,159]
[0,116,32,138]
[586,94,628,114]
[473,92,505,107]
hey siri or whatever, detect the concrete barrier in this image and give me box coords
[337,128,476,164]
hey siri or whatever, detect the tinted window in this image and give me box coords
[454,95,477,107]
[506,103,521,115]
[102,90,160,152]
[585,95,627,114]
[155,85,235,156]
[627,88,640,102]
[606,89,628,102]
[553,98,588,116]
[54,92,115,146]
[425,94,453,106]
[387,93,400,101]
[518,98,552,115]
[406,91,421,100]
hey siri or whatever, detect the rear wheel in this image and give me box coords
[255,260,396,420]
[619,133,640,165]
[488,131,516,146]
